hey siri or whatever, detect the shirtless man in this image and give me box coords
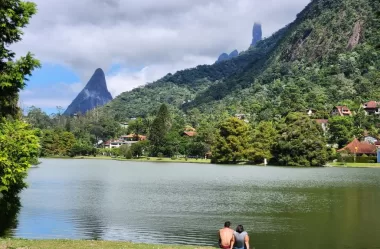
[218,221,234,249]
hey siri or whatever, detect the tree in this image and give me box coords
[119,144,131,158]
[247,121,278,164]
[273,113,329,167]
[130,141,149,158]
[149,104,172,156]
[211,117,251,164]
[0,0,40,118]
[26,106,52,129]
[328,116,354,148]
[127,118,145,135]
[0,1,40,201]
[0,119,39,197]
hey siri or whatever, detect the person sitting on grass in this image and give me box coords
[230,225,250,249]
[218,221,234,249]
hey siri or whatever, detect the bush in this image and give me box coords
[337,155,378,163]
[171,156,176,160]
[157,152,163,159]
[125,150,133,159]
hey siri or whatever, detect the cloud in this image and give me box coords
[15,0,310,106]
[19,82,82,109]
[107,55,215,96]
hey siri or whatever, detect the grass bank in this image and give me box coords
[0,239,210,249]
[327,162,380,168]
[44,156,211,164]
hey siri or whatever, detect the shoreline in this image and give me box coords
[0,239,211,249]
[38,157,380,168]
[326,162,380,168]
[42,156,212,164]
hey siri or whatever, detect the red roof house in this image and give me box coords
[331,106,352,116]
[337,138,377,155]
[363,101,380,115]
[120,134,147,141]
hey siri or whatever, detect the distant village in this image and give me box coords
[99,101,380,161]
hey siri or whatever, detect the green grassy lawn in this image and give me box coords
[0,239,210,249]
[327,162,380,168]
[45,156,211,164]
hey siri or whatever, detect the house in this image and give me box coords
[337,138,377,156]
[235,114,250,123]
[364,136,378,144]
[315,119,328,133]
[307,109,317,117]
[183,127,197,137]
[331,106,352,116]
[119,122,129,129]
[363,101,380,115]
[104,134,147,149]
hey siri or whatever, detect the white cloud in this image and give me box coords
[19,82,82,109]
[107,55,215,96]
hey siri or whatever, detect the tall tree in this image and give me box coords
[328,116,354,148]
[0,1,40,201]
[149,104,172,156]
[273,113,329,167]
[247,121,278,164]
[0,0,40,118]
[211,117,251,164]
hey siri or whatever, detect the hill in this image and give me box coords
[104,0,380,121]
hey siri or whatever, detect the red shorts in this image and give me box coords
[220,245,230,249]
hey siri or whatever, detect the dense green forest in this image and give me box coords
[104,0,380,122]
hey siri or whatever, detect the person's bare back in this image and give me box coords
[219,222,234,249]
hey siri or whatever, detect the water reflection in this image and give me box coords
[0,196,20,237]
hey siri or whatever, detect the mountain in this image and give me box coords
[216,49,239,63]
[64,68,113,115]
[104,0,380,121]
[251,23,262,46]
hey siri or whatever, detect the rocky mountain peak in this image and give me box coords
[63,68,113,115]
[251,22,263,46]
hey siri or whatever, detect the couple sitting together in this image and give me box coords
[218,221,250,249]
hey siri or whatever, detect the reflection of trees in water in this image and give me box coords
[0,196,21,237]
[71,180,107,241]
[74,211,105,241]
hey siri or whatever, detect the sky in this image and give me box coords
[14,0,310,114]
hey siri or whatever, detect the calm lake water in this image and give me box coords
[5,159,380,248]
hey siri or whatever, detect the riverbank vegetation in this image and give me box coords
[0,239,210,249]
[328,162,380,168]
[25,103,337,166]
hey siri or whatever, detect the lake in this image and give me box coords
[4,159,380,249]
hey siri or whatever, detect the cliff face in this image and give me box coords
[216,49,239,63]
[251,22,262,46]
[64,68,113,115]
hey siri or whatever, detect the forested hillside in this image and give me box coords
[104,0,380,121]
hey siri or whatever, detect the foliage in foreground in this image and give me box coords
[0,119,39,197]
[0,0,40,200]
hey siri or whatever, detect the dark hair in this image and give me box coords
[224,221,231,228]
[236,225,244,233]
